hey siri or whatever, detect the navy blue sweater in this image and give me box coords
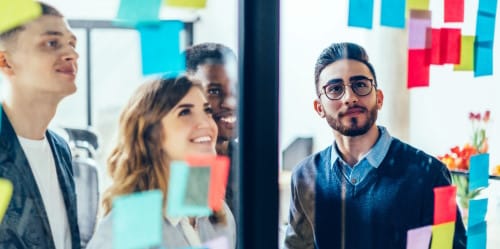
[285,138,467,249]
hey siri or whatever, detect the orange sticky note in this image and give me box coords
[0,178,14,223]
[187,155,230,211]
[433,185,457,224]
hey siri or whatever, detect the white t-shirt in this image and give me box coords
[18,136,71,249]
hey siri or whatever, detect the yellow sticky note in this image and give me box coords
[0,179,14,223]
[164,0,207,9]
[0,0,42,34]
[431,222,455,249]
[454,36,475,71]
[407,0,430,10]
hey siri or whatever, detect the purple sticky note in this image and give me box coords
[406,225,432,249]
[409,10,432,49]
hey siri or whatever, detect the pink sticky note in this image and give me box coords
[444,0,464,23]
[430,28,443,65]
[407,49,430,88]
[433,185,457,224]
[441,28,461,64]
[406,225,432,249]
[408,10,432,49]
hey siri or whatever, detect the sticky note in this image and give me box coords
[113,190,163,249]
[441,28,461,64]
[475,13,496,43]
[348,0,374,29]
[406,225,432,249]
[0,0,41,34]
[381,0,406,28]
[430,29,443,64]
[444,0,464,23]
[0,179,13,223]
[138,21,185,76]
[408,10,432,49]
[164,0,207,9]
[187,155,230,211]
[467,221,487,249]
[203,236,230,249]
[167,161,212,217]
[478,0,498,15]
[184,167,211,206]
[433,185,457,224]
[116,0,162,26]
[454,36,475,71]
[407,49,430,88]
[469,153,489,191]
[408,0,430,10]
[474,42,493,76]
[430,222,455,249]
[468,199,488,227]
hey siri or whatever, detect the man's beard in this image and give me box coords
[326,104,378,137]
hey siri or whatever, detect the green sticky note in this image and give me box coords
[430,222,455,249]
[113,190,163,249]
[164,0,207,9]
[407,0,430,10]
[0,0,42,34]
[0,179,14,223]
[454,36,475,71]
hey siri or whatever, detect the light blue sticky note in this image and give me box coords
[469,199,488,227]
[469,153,489,190]
[467,222,487,249]
[116,0,162,26]
[348,0,374,29]
[478,0,498,15]
[406,225,432,249]
[167,161,212,217]
[475,13,496,42]
[474,42,493,77]
[113,190,163,249]
[381,0,406,28]
[138,21,185,76]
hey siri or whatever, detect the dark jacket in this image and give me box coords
[0,107,81,248]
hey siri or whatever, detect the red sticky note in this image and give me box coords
[187,155,230,211]
[430,28,443,65]
[407,49,430,88]
[433,185,457,225]
[444,0,464,23]
[441,28,461,64]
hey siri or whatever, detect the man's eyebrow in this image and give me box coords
[325,78,343,84]
[41,30,77,41]
[349,75,370,81]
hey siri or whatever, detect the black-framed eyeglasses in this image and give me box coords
[319,77,375,100]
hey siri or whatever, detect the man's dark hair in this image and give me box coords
[185,43,236,73]
[0,1,63,43]
[314,42,377,95]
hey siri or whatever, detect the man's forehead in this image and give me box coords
[319,60,372,83]
[23,15,74,37]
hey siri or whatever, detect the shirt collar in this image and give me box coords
[330,126,393,169]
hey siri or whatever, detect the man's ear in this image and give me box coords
[313,99,326,118]
[376,89,384,110]
[0,50,13,76]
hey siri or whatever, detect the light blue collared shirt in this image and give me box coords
[330,126,393,185]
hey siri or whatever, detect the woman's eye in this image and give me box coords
[205,107,214,115]
[179,109,190,116]
[207,88,221,96]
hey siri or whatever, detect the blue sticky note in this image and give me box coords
[469,199,488,227]
[478,0,498,15]
[474,42,493,77]
[138,21,186,76]
[113,190,163,249]
[467,222,487,249]
[116,0,162,26]
[167,161,212,217]
[475,13,496,42]
[348,0,374,29]
[381,0,406,28]
[469,153,489,190]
